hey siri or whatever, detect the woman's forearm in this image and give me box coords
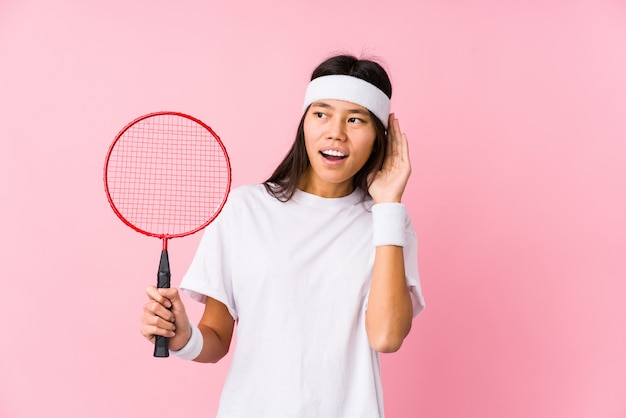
[365,245,413,353]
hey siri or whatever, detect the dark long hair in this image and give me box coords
[263,54,392,201]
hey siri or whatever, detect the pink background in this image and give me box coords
[1,0,625,417]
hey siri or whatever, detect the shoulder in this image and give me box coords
[228,183,273,202]
[223,184,278,212]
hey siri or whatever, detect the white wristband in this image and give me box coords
[372,203,407,247]
[169,322,203,361]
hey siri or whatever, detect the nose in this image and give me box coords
[326,117,347,141]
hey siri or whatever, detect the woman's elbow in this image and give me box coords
[369,337,404,353]
[367,324,412,353]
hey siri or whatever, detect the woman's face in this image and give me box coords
[298,99,377,198]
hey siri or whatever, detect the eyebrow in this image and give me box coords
[310,101,371,116]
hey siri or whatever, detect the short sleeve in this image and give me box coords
[404,217,425,317]
[179,203,238,320]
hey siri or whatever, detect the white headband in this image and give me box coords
[302,75,391,129]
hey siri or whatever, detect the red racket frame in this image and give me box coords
[104,111,231,250]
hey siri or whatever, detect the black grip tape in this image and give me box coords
[154,250,171,358]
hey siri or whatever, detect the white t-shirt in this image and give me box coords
[180,184,425,418]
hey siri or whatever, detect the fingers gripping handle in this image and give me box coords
[154,250,171,358]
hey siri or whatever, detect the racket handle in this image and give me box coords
[154,249,171,358]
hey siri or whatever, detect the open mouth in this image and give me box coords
[320,149,347,161]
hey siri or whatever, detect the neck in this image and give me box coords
[297,172,354,198]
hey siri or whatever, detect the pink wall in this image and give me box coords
[1,1,625,417]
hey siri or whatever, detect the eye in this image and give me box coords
[348,117,364,124]
[313,111,327,119]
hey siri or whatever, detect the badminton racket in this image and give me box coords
[104,111,231,357]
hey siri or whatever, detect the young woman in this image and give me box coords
[141,54,425,417]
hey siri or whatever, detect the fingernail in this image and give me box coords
[164,299,172,309]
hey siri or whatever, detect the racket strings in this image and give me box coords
[106,114,229,236]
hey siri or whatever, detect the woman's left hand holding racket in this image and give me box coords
[141,286,193,351]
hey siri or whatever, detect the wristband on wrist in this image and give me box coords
[372,203,407,247]
[169,322,203,361]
